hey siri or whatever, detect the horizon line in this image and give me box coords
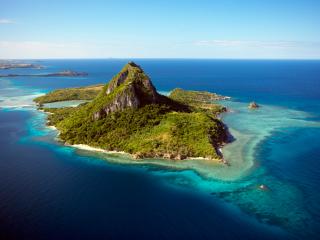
[1,57,320,61]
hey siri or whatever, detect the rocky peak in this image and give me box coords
[105,62,157,96]
[92,62,163,120]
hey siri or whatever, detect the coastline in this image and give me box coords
[44,116,250,181]
[39,97,254,181]
[40,97,320,182]
[71,144,129,156]
[45,120,224,163]
[71,143,223,162]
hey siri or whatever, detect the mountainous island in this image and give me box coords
[0,70,88,78]
[36,62,230,161]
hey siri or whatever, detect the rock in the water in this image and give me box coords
[248,101,259,109]
[258,184,269,191]
[132,152,143,159]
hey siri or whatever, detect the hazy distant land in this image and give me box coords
[0,70,88,78]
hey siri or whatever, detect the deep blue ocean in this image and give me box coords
[0,59,319,239]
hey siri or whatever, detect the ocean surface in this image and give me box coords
[0,59,319,239]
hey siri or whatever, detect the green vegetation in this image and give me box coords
[39,62,228,160]
[170,88,224,104]
[169,88,227,115]
[46,104,226,159]
[43,107,76,126]
[34,84,104,104]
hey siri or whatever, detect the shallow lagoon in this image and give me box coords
[42,100,89,108]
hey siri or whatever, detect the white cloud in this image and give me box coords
[0,40,319,59]
[191,39,320,59]
[0,19,15,24]
[0,41,140,59]
[0,41,88,58]
[194,40,300,49]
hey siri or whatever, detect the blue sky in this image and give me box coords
[0,0,320,59]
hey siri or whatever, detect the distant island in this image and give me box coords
[0,62,44,70]
[0,70,88,78]
[35,62,230,161]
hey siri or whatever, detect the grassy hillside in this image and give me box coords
[34,84,104,104]
[169,88,227,114]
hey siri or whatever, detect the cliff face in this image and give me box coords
[93,84,140,120]
[105,70,128,94]
[92,62,163,120]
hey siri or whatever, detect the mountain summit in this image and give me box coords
[105,62,158,98]
[92,62,183,120]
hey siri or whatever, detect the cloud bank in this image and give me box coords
[194,40,312,49]
[0,40,319,59]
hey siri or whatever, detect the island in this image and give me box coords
[36,62,230,161]
[0,61,43,70]
[0,70,88,78]
[45,70,88,77]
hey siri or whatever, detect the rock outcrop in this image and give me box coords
[92,62,165,120]
[93,84,141,120]
[248,101,259,109]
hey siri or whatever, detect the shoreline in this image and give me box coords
[38,97,254,180]
[70,142,223,162]
[71,144,129,156]
[44,119,248,181]
[37,96,316,181]
[45,122,224,163]
[40,92,319,181]
[45,98,320,181]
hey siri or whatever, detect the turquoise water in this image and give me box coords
[0,59,320,239]
[42,100,89,108]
